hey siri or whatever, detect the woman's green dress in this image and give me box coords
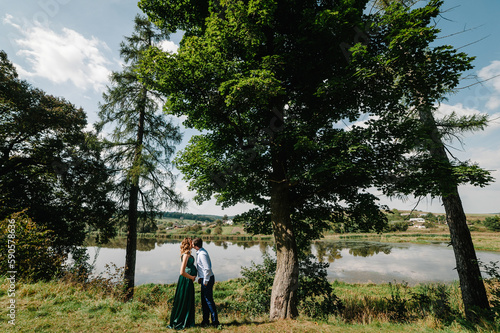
[168,255,197,330]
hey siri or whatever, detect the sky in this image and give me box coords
[1,0,499,216]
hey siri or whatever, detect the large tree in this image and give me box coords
[139,0,396,319]
[139,0,493,319]
[353,1,493,318]
[95,15,184,300]
[0,50,116,251]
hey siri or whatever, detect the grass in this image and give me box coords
[1,276,498,333]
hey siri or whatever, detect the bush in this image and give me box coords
[240,253,343,318]
[383,282,457,324]
[0,211,64,281]
[385,221,409,232]
[424,221,436,229]
[298,255,344,319]
[409,284,456,323]
[484,216,500,232]
[480,260,500,319]
[214,226,222,235]
[240,252,275,315]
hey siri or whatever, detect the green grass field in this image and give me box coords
[2,276,499,332]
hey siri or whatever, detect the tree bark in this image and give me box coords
[269,149,299,320]
[443,192,490,319]
[124,184,139,300]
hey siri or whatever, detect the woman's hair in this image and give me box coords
[180,237,192,256]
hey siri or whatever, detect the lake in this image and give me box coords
[83,238,500,286]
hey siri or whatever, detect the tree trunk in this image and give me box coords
[418,105,490,319]
[123,89,147,301]
[124,185,139,300]
[443,191,490,319]
[269,149,299,320]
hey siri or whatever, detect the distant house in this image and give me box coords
[225,219,234,225]
[409,217,426,229]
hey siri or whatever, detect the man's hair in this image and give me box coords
[193,237,203,248]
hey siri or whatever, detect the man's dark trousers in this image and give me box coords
[200,275,219,326]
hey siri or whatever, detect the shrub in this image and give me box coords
[424,221,436,229]
[484,216,500,232]
[240,252,275,315]
[240,253,343,318]
[0,211,64,281]
[479,260,500,318]
[385,282,411,322]
[385,221,409,232]
[409,284,456,323]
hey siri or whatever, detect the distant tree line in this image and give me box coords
[159,211,218,223]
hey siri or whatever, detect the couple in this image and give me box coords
[168,237,220,330]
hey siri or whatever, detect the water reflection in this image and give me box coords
[85,239,273,285]
[314,241,396,263]
[84,239,500,286]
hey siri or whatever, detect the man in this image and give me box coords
[192,237,220,327]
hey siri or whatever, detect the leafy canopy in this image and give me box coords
[1,50,116,248]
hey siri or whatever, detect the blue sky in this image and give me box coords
[1,0,499,215]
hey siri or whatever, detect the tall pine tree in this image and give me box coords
[96,15,184,300]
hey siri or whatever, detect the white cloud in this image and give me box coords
[478,60,500,111]
[5,16,112,91]
[478,61,500,91]
[157,40,178,54]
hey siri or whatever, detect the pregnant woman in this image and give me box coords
[168,237,197,329]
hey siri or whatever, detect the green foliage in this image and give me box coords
[385,282,410,322]
[410,284,456,323]
[138,216,158,233]
[139,0,393,254]
[484,216,500,232]
[160,211,216,222]
[354,0,493,198]
[480,261,500,318]
[0,211,63,281]
[424,221,436,229]
[185,224,202,233]
[240,252,276,315]
[240,253,343,318]
[213,226,223,235]
[384,221,409,232]
[95,15,184,215]
[383,281,458,324]
[138,0,493,317]
[0,51,116,249]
